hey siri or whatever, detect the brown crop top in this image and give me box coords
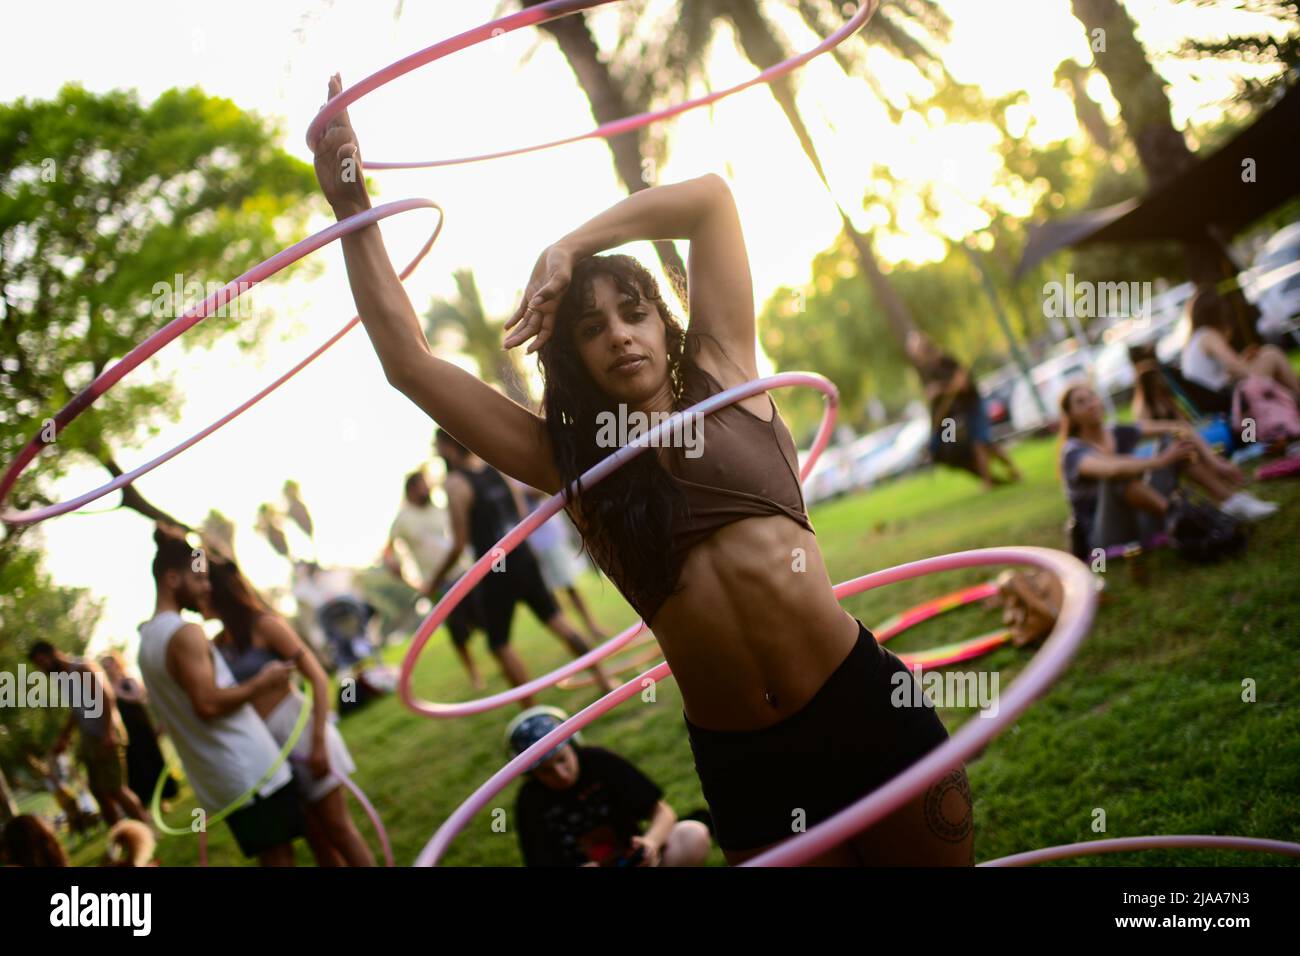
[573,358,816,625]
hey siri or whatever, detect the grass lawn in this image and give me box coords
[63,428,1300,867]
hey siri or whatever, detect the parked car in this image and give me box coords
[1245,221,1300,343]
[801,443,854,506]
[976,364,1021,442]
[800,412,934,503]
[844,422,906,489]
[871,417,932,483]
[1005,343,1095,433]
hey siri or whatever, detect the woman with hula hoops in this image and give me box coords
[201,546,376,867]
[312,74,972,865]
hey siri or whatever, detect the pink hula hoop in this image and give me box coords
[873,580,1013,670]
[0,200,443,527]
[306,0,880,169]
[417,545,1097,867]
[980,835,1300,866]
[197,766,393,868]
[419,544,1300,867]
[397,372,838,718]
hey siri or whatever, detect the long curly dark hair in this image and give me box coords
[536,253,720,620]
[204,545,274,657]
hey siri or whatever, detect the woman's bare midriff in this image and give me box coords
[648,513,861,731]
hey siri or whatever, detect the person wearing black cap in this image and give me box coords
[508,707,711,867]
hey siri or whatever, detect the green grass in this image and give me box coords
[57,433,1300,867]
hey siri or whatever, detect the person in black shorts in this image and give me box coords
[384,468,489,688]
[508,707,712,867]
[429,429,614,702]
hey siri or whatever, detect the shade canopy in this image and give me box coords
[1015,81,1300,279]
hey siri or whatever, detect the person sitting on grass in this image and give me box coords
[1180,287,1300,402]
[508,707,712,867]
[1058,382,1277,560]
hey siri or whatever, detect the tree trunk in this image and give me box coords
[96,453,192,531]
[840,217,920,351]
[1055,61,1114,151]
[725,1,921,355]
[521,0,690,309]
[1069,0,1258,346]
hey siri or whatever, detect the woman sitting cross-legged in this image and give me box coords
[1058,383,1277,560]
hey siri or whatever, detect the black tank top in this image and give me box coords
[454,463,530,561]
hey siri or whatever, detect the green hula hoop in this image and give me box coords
[150,681,314,836]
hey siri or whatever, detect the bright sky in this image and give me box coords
[2,0,1275,656]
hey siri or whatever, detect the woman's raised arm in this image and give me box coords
[313,74,559,493]
[504,174,755,372]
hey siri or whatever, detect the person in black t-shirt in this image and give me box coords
[508,707,712,867]
[429,429,614,702]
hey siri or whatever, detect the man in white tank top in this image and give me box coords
[138,525,304,865]
[384,467,486,687]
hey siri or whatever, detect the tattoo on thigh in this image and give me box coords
[924,769,973,844]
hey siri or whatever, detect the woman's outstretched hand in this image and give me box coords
[313,74,372,220]
[503,243,576,354]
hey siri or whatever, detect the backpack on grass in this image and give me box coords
[1165,494,1247,563]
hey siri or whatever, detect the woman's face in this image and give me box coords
[1066,386,1104,430]
[570,273,670,404]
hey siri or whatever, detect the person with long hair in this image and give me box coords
[312,74,971,865]
[139,525,303,866]
[1181,288,1299,400]
[429,428,615,704]
[1058,382,1276,560]
[199,546,375,867]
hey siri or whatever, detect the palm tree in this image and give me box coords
[630,0,965,363]
[425,268,535,407]
[1054,59,1115,152]
[283,480,315,541]
[513,0,692,307]
[1068,0,1259,344]
[200,509,237,557]
[256,504,291,561]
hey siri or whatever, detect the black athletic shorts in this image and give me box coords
[225,780,305,859]
[684,617,950,852]
[478,545,561,651]
[439,576,485,649]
